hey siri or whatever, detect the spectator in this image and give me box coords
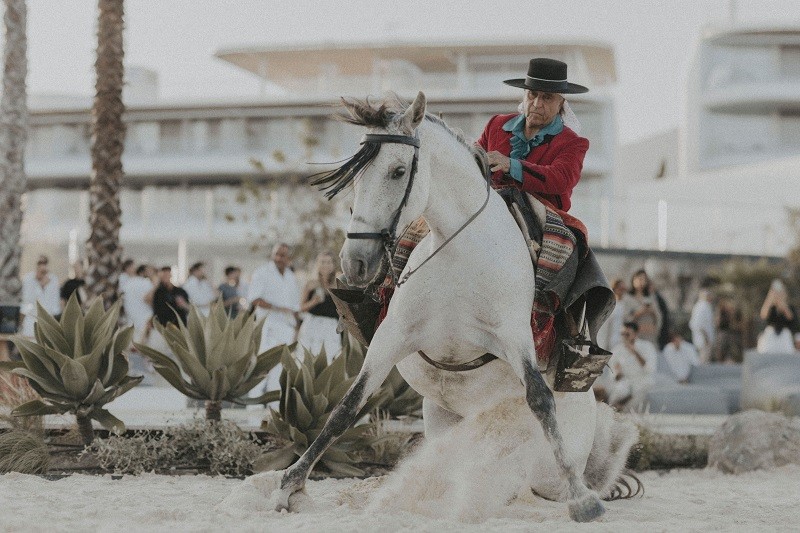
[248,243,301,395]
[689,287,716,362]
[606,321,658,411]
[152,266,190,327]
[712,297,743,363]
[118,258,136,293]
[20,255,61,337]
[218,266,242,318]
[757,279,797,354]
[124,264,157,343]
[648,277,671,350]
[597,278,627,352]
[662,330,700,383]
[621,269,662,345]
[298,251,341,359]
[60,260,87,307]
[183,262,216,317]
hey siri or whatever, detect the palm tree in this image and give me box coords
[86,0,125,309]
[0,0,28,307]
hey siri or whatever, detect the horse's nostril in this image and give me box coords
[356,259,366,279]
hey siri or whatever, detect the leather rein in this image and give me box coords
[346,131,491,289]
[346,131,497,372]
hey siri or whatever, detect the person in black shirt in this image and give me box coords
[60,260,87,307]
[297,251,341,359]
[152,266,190,326]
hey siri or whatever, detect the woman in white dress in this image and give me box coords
[297,251,341,360]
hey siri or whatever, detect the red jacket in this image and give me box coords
[477,113,589,212]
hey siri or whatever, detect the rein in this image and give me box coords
[346,131,491,288]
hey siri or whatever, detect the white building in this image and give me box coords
[614,25,800,257]
[21,41,618,279]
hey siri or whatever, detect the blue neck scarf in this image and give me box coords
[503,113,564,160]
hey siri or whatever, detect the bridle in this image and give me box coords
[346,130,491,288]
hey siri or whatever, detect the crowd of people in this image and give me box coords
[16,245,345,392]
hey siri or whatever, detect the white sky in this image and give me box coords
[21,0,800,143]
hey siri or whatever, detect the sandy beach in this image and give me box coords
[0,465,797,532]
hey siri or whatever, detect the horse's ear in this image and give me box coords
[400,91,426,133]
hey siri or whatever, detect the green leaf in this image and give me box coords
[59,293,82,355]
[320,459,364,477]
[97,375,144,405]
[186,306,207,366]
[12,399,65,417]
[171,341,211,391]
[0,361,25,371]
[33,304,70,353]
[227,354,256,390]
[82,298,105,345]
[91,408,125,433]
[290,389,314,432]
[209,367,230,401]
[104,351,130,387]
[237,390,281,405]
[82,379,106,405]
[252,446,297,472]
[111,326,134,357]
[12,368,70,400]
[59,359,90,398]
[134,342,182,376]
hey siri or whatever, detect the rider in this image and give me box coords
[478,57,588,213]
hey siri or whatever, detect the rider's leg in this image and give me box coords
[506,345,605,522]
[422,397,463,439]
[274,320,413,511]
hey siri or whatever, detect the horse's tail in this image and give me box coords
[583,402,642,500]
[603,469,644,501]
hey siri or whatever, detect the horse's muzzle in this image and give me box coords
[340,240,384,288]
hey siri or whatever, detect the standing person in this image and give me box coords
[123,264,156,344]
[151,266,190,327]
[298,251,341,359]
[648,277,671,350]
[183,262,216,317]
[605,322,658,411]
[118,258,135,293]
[621,269,662,346]
[689,286,716,363]
[20,256,61,337]
[218,266,242,318]
[248,243,301,395]
[712,297,743,363]
[60,260,87,307]
[662,330,700,383]
[757,279,797,354]
[597,278,627,353]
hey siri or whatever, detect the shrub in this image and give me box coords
[0,429,49,474]
[0,295,142,444]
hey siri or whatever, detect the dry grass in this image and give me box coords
[0,372,44,434]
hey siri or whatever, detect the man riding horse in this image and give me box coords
[333,58,614,390]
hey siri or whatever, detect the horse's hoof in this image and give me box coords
[568,493,605,522]
[273,488,293,513]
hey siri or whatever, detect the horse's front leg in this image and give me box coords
[510,349,605,522]
[274,324,411,512]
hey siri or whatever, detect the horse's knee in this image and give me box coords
[522,359,556,423]
[422,398,462,438]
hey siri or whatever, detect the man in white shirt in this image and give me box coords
[689,288,715,363]
[183,262,216,317]
[122,264,157,343]
[247,243,300,395]
[606,321,658,411]
[662,330,700,383]
[20,256,61,337]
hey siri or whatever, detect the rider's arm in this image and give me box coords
[516,135,589,196]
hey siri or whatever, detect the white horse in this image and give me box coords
[274,92,636,522]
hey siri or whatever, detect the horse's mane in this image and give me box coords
[311,94,476,199]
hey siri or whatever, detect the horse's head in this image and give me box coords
[314,92,429,287]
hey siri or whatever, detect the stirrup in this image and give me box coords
[553,302,612,393]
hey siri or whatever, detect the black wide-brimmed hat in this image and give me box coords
[503,58,588,94]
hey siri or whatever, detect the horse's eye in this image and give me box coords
[391,166,406,180]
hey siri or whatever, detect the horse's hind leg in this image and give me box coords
[274,325,410,512]
[510,351,605,522]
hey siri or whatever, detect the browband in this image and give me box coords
[361,133,420,148]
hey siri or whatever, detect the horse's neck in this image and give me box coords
[422,127,494,239]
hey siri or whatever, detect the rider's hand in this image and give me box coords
[487,151,511,173]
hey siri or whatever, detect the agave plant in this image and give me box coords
[134,302,285,421]
[256,344,389,476]
[0,294,142,445]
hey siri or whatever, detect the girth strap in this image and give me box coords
[417,350,498,372]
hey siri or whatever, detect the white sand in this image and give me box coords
[0,465,798,532]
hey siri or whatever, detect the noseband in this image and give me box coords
[346,130,491,287]
[346,133,420,284]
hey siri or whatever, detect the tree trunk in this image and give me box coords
[86,0,125,309]
[76,414,95,445]
[205,400,222,422]
[0,0,28,305]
